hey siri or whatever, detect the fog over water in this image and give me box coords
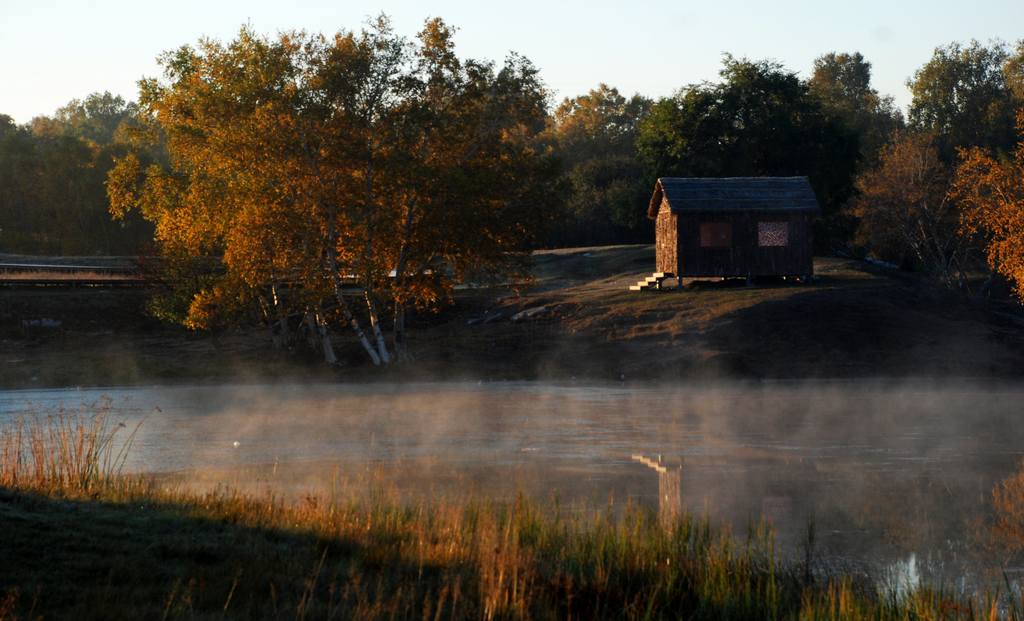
[2,380,1023,588]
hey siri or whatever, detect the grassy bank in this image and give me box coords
[0,412,1015,620]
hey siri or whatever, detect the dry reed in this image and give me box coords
[0,399,139,494]
[0,409,1019,620]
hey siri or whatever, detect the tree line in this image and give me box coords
[0,93,154,254]
[852,40,1024,296]
[1,19,1023,364]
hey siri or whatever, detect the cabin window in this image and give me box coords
[758,221,788,247]
[699,222,732,248]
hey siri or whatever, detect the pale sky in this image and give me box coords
[1,0,1022,124]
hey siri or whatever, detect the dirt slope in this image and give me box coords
[405,246,1024,380]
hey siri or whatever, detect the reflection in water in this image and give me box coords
[631,454,682,519]
[2,380,1024,592]
[761,496,794,528]
[991,459,1024,555]
[881,554,921,601]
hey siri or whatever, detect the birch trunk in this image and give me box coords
[314,306,338,365]
[356,155,392,365]
[364,290,391,364]
[392,303,411,363]
[304,311,321,350]
[295,131,380,365]
[258,295,282,349]
[328,269,381,366]
[322,203,382,366]
[270,283,290,347]
[388,201,417,363]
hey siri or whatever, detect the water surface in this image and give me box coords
[3,380,1021,589]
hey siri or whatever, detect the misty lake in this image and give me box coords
[3,380,1023,591]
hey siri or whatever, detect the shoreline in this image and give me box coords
[4,246,1024,390]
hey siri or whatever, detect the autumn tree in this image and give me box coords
[549,84,651,245]
[851,131,970,286]
[108,18,556,366]
[952,111,1024,299]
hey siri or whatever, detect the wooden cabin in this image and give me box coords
[643,177,819,287]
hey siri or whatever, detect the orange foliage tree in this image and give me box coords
[952,111,1024,300]
[850,131,970,286]
[108,18,556,365]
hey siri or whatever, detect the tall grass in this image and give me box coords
[0,410,1019,620]
[0,400,139,494]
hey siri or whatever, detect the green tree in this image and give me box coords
[907,40,1022,156]
[0,116,39,250]
[809,52,903,163]
[550,84,651,245]
[31,132,99,254]
[32,92,139,146]
[636,56,860,249]
[1005,41,1024,100]
[0,94,153,255]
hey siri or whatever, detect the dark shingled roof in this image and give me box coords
[647,177,820,219]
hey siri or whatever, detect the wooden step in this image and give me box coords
[631,272,677,292]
